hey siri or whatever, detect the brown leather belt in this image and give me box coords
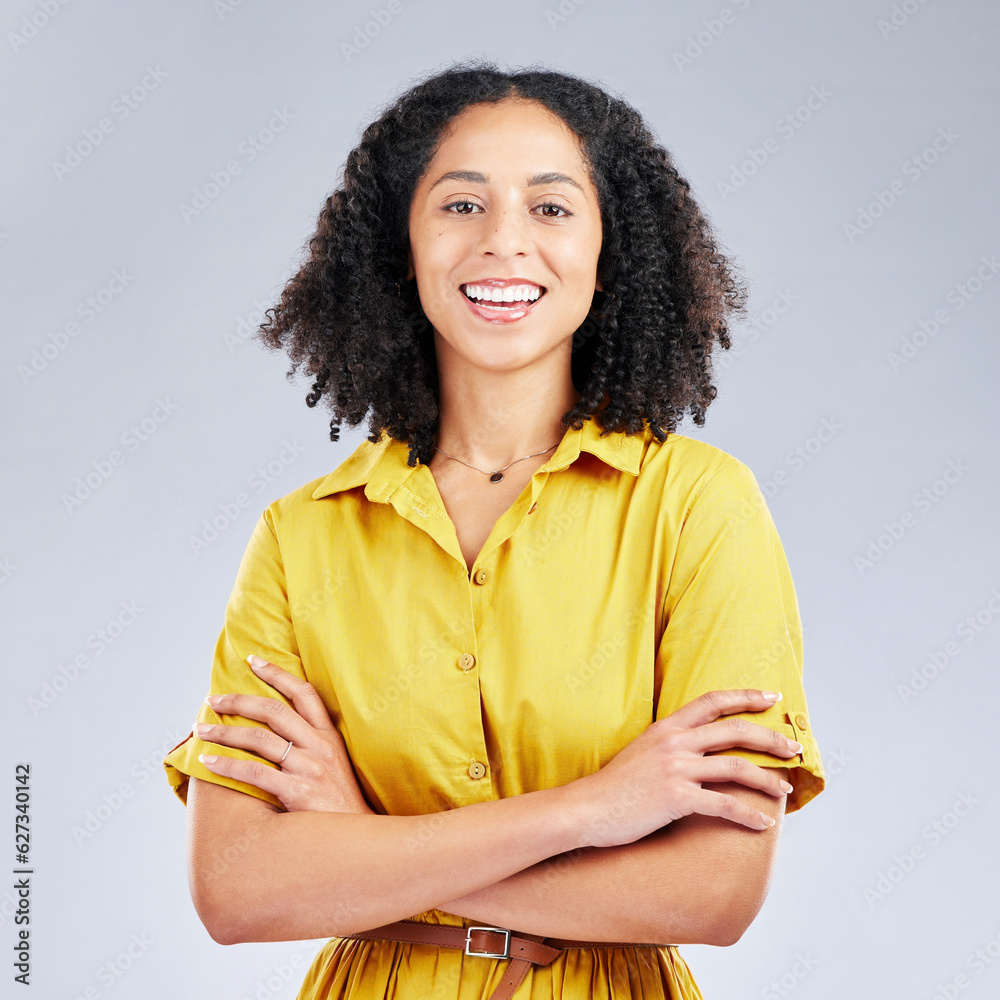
[342,919,672,1000]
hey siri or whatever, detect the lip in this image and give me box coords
[461,277,547,289]
[459,278,547,324]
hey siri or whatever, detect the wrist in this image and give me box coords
[538,780,592,853]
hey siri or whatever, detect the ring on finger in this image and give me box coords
[278,739,293,765]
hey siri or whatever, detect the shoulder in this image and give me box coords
[257,432,385,531]
[637,431,760,512]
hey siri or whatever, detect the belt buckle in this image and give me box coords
[465,925,511,959]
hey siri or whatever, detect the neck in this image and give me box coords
[432,357,581,470]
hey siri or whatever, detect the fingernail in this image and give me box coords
[761,813,776,827]
[780,780,794,794]
[248,655,266,669]
[198,754,218,765]
[787,739,803,754]
[205,695,222,708]
[194,723,212,735]
[762,691,782,703]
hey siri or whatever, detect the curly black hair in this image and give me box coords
[256,58,748,468]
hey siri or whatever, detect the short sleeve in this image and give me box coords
[654,458,825,814]
[162,508,306,811]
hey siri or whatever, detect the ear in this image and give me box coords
[595,274,604,293]
[406,246,415,282]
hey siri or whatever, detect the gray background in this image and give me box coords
[3,1,998,997]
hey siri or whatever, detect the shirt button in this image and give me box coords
[473,568,489,585]
[458,653,476,671]
[794,713,809,732]
[468,759,486,779]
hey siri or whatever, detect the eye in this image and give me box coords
[444,200,482,215]
[442,200,573,218]
[536,202,571,218]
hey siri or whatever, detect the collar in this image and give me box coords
[311,416,646,501]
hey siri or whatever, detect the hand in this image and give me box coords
[566,689,800,849]
[195,655,374,815]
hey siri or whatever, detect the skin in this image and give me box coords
[187,98,800,947]
[405,98,605,569]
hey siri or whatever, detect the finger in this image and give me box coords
[690,755,794,798]
[696,716,802,758]
[197,751,287,799]
[247,655,336,733]
[206,692,318,750]
[195,722,292,765]
[664,689,783,730]
[689,787,777,830]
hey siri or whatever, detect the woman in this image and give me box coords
[163,61,825,999]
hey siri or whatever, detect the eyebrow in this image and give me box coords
[428,169,584,193]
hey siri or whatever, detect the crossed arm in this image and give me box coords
[188,650,791,946]
[433,772,786,945]
[187,764,786,947]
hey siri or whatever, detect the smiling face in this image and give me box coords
[406,97,604,377]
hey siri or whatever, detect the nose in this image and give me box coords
[476,201,532,259]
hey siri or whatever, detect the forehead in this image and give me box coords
[421,98,592,184]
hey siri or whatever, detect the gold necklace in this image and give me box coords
[433,442,559,483]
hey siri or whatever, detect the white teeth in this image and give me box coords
[462,283,543,303]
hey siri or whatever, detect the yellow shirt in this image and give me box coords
[163,417,825,1000]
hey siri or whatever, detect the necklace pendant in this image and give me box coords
[489,472,504,484]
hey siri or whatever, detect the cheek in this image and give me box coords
[547,227,601,269]
[414,236,471,304]
[413,260,466,319]
[561,248,601,287]
[415,227,461,270]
